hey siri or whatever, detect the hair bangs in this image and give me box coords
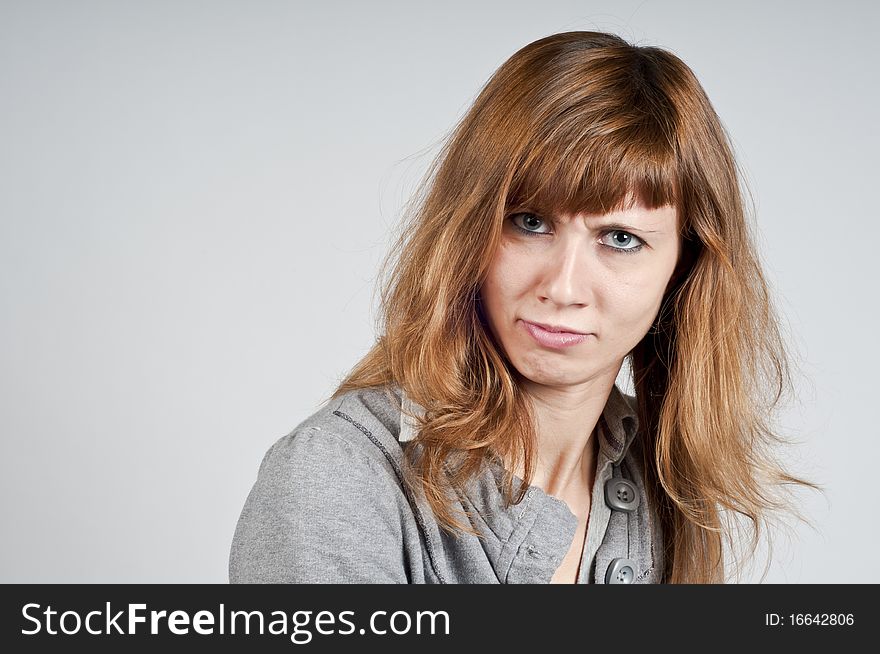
[505,114,681,221]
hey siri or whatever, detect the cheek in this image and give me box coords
[602,273,670,331]
[483,245,530,304]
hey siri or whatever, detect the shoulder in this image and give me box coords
[229,385,414,583]
[247,384,411,512]
[261,384,408,479]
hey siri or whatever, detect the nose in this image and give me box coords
[538,237,594,307]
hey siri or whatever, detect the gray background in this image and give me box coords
[1,0,876,583]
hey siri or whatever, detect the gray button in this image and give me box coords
[604,477,640,512]
[605,558,637,584]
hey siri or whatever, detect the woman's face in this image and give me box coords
[479,200,681,389]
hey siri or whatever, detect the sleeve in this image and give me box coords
[228,427,411,583]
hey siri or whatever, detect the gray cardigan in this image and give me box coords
[228,383,665,584]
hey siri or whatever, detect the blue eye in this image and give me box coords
[601,230,644,254]
[508,213,645,255]
[510,212,551,234]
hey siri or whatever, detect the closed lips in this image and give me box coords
[526,321,589,335]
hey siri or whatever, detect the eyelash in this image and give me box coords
[508,213,645,255]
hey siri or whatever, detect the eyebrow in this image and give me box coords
[596,221,662,234]
[547,215,662,234]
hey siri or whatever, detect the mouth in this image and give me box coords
[523,320,590,335]
[520,320,593,349]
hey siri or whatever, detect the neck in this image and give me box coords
[513,373,616,498]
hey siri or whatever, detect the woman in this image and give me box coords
[229,30,819,584]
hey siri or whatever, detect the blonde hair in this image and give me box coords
[328,31,822,583]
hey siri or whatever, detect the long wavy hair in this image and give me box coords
[328,31,822,583]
